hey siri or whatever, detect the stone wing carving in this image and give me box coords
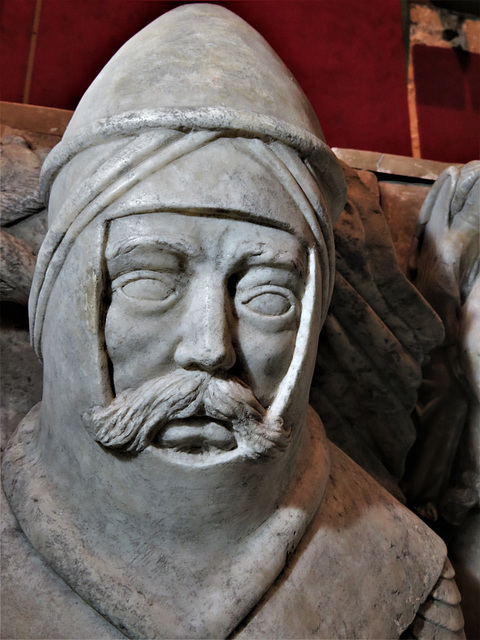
[403,161,480,525]
[311,162,445,498]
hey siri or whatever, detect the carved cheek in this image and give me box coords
[104,292,182,393]
[234,325,297,406]
[232,280,301,404]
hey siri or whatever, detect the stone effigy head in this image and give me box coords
[4,9,346,636]
[3,6,458,639]
[30,3,345,468]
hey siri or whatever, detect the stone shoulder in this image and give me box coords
[1,485,124,640]
[234,442,449,639]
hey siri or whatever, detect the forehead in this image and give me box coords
[106,212,305,270]
[99,137,313,243]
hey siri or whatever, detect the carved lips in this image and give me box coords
[155,416,237,453]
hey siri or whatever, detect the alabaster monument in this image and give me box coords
[2,4,466,639]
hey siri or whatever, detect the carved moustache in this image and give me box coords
[84,370,290,459]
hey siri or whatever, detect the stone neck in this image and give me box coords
[3,405,330,638]
[34,395,324,545]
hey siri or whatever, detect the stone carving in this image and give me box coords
[311,162,445,499]
[404,161,480,526]
[403,161,480,640]
[0,229,36,305]
[0,128,49,305]
[0,129,47,224]
[2,5,466,639]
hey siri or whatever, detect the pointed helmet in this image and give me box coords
[10,10,344,633]
[29,5,346,452]
[31,4,345,356]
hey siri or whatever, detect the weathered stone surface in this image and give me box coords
[0,126,54,305]
[1,483,124,640]
[2,438,448,640]
[0,304,42,452]
[0,231,37,305]
[402,159,479,640]
[312,163,443,497]
[379,181,431,273]
[1,5,462,639]
[404,161,480,525]
[0,127,50,225]
[450,512,480,640]
[6,206,48,255]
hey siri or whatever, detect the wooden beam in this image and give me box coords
[0,101,72,136]
[22,0,43,104]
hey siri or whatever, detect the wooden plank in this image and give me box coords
[333,147,461,181]
[0,101,72,136]
[0,101,461,181]
[23,0,44,104]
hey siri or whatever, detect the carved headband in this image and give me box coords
[31,120,339,360]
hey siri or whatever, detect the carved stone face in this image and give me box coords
[103,212,306,454]
[2,8,342,637]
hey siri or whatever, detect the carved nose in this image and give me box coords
[174,279,236,373]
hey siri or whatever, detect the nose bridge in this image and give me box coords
[176,272,235,371]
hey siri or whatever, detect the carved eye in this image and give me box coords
[112,271,178,303]
[237,284,297,320]
[243,291,292,316]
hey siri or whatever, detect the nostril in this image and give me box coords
[226,344,237,369]
[174,342,236,373]
[200,347,236,372]
[217,345,236,372]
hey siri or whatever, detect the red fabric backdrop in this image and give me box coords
[0,0,37,102]
[413,44,480,163]
[1,0,413,156]
[2,0,478,161]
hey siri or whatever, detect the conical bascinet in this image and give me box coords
[40,3,346,223]
[65,3,325,140]
[2,5,454,640]
[5,7,337,640]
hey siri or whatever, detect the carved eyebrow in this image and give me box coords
[106,236,197,261]
[239,244,306,276]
